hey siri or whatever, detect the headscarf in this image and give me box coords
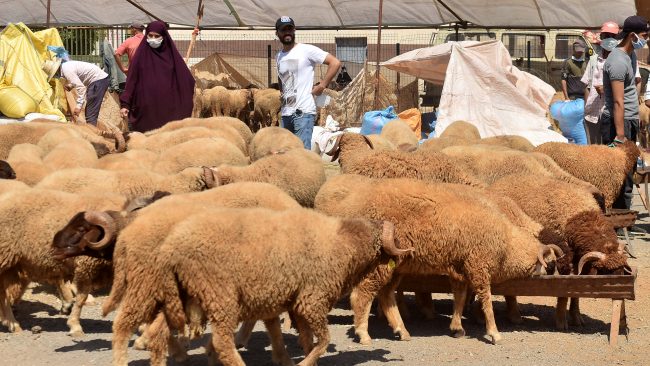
[120,21,195,132]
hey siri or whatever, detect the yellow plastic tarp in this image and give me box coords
[0,22,65,120]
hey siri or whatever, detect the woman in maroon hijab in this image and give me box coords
[119,21,195,132]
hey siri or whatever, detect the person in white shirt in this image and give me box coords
[275,16,341,149]
[42,58,109,125]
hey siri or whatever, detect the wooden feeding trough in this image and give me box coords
[398,268,637,346]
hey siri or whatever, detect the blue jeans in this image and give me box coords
[281,111,315,149]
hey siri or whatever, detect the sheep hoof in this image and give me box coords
[451,329,465,338]
[67,329,85,338]
[358,334,372,345]
[59,303,73,315]
[396,329,411,341]
[271,352,295,366]
[133,336,148,350]
[172,350,189,363]
[8,323,23,333]
[489,333,503,345]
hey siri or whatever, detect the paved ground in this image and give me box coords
[1,185,649,365]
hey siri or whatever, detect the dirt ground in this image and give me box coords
[2,178,650,365]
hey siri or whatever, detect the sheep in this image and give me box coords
[251,88,281,129]
[0,188,127,333]
[314,175,561,345]
[52,184,306,365]
[379,119,419,151]
[127,126,247,156]
[113,207,409,366]
[205,85,230,117]
[40,137,100,171]
[440,144,605,208]
[439,120,481,140]
[0,120,125,159]
[0,160,16,179]
[248,126,304,162]
[225,89,253,122]
[145,117,254,146]
[330,133,485,187]
[478,135,535,152]
[151,137,249,175]
[0,179,29,195]
[488,174,630,330]
[534,140,639,209]
[35,167,217,200]
[94,149,159,171]
[209,148,326,207]
[5,144,51,186]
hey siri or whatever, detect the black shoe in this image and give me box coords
[628,225,648,234]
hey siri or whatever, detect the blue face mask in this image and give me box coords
[600,38,620,52]
[632,33,647,50]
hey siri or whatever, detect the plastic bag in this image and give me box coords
[397,108,422,137]
[550,99,586,145]
[0,85,37,118]
[361,106,398,135]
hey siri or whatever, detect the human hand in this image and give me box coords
[312,83,325,96]
[122,67,128,74]
[595,85,603,96]
[192,27,200,36]
[73,107,81,116]
[64,83,74,91]
[120,108,129,118]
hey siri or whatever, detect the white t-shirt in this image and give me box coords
[276,43,328,116]
[61,61,108,108]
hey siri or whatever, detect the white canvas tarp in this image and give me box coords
[383,40,567,146]
[0,0,638,28]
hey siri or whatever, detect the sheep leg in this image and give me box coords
[133,323,150,350]
[0,290,21,332]
[234,320,256,348]
[208,318,245,366]
[556,297,569,330]
[66,289,87,337]
[449,280,468,338]
[112,309,139,366]
[295,311,330,366]
[475,284,501,345]
[146,312,171,366]
[568,298,584,326]
[505,296,523,324]
[293,313,314,356]
[350,285,378,345]
[394,290,409,319]
[263,317,295,366]
[56,279,75,315]
[415,292,436,320]
[377,275,410,341]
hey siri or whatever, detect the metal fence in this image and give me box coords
[56,26,650,110]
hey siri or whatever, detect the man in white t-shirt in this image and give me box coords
[275,16,341,149]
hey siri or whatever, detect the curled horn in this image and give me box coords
[202,167,218,188]
[380,221,414,257]
[537,244,549,268]
[83,211,116,250]
[112,128,126,153]
[546,244,564,258]
[577,251,606,275]
[361,135,375,149]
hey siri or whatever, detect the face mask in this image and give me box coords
[147,37,163,49]
[632,33,647,50]
[600,38,619,52]
[572,55,584,62]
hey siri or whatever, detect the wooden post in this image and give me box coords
[610,299,623,346]
[46,0,51,28]
[373,0,384,110]
[268,44,272,87]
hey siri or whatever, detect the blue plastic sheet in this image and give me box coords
[550,99,586,145]
[361,106,398,135]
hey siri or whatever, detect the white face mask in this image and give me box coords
[147,37,163,49]
[600,38,620,52]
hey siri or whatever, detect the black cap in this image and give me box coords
[128,22,145,30]
[620,15,649,38]
[275,16,295,31]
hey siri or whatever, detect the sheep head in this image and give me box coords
[52,211,121,260]
[534,244,564,275]
[565,210,630,275]
[0,160,16,179]
[618,140,640,174]
[326,133,374,162]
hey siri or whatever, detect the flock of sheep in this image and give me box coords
[0,116,638,366]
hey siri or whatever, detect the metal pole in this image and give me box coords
[374,0,384,110]
[396,42,401,109]
[46,0,51,28]
[267,44,272,87]
[527,40,531,69]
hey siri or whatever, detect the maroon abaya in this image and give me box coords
[119,21,195,132]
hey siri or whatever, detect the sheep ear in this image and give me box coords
[52,212,102,259]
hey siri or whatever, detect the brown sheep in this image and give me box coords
[438,120,481,140]
[94,149,159,171]
[0,179,29,195]
[478,135,535,152]
[314,175,560,345]
[111,207,409,365]
[210,148,326,207]
[248,126,304,162]
[488,174,630,329]
[36,167,217,200]
[0,189,126,333]
[379,119,419,151]
[534,140,639,209]
[152,137,248,175]
[331,133,485,187]
[127,125,246,155]
[146,117,254,146]
[251,88,282,130]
